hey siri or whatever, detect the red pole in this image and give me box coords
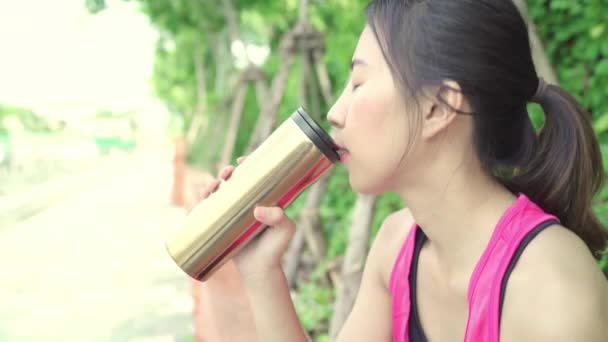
[171,137,186,207]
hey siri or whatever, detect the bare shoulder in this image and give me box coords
[501,224,608,341]
[333,207,415,342]
[370,207,416,288]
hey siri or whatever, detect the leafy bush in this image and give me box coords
[528,0,608,270]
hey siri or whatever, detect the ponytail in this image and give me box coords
[505,80,608,261]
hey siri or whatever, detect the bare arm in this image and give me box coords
[240,208,410,342]
[201,161,311,342]
[516,265,608,341]
[501,225,608,342]
[241,268,311,342]
[335,209,413,342]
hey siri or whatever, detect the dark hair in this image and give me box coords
[365,0,608,261]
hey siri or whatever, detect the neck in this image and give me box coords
[397,150,517,285]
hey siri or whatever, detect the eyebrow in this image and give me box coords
[350,58,368,71]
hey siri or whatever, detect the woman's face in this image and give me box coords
[327,25,419,195]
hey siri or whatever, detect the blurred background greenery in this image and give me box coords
[90,0,606,339]
[0,0,606,341]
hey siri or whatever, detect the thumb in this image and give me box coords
[254,206,293,228]
[253,206,296,243]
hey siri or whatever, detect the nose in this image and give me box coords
[327,88,347,129]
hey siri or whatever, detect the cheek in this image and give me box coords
[352,86,386,119]
[346,86,410,193]
[349,82,397,134]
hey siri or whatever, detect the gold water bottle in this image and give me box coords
[165,107,340,281]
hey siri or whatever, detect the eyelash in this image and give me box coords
[352,83,361,91]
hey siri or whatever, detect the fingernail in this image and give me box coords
[219,168,228,179]
[209,180,220,191]
[255,207,265,219]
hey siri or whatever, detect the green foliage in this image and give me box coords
[85,0,107,14]
[313,0,368,93]
[232,84,265,160]
[528,0,608,136]
[293,264,335,335]
[0,104,52,132]
[320,166,357,258]
[528,0,608,272]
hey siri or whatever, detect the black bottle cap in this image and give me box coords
[291,107,340,163]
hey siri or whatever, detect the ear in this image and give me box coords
[421,80,464,140]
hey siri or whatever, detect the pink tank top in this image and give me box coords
[389,193,559,342]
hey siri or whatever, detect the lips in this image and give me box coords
[332,142,350,162]
[333,143,349,154]
[339,151,349,163]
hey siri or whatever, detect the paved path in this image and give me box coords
[0,152,194,342]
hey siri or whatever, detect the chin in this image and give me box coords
[348,173,386,196]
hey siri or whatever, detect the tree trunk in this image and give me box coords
[299,53,310,110]
[194,43,208,114]
[186,42,208,144]
[210,33,230,95]
[221,0,255,66]
[221,0,240,43]
[207,114,229,168]
[254,79,268,115]
[304,52,321,118]
[284,171,334,288]
[284,128,340,290]
[299,0,309,22]
[313,49,334,108]
[329,194,378,339]
[512,0,558,84]
[220,83,247,167]
[246,53,296,152]
[283,222,307,288]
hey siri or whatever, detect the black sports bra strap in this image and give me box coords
[498,219,559,322]
[409,219,558,341]
[408,228,428,342]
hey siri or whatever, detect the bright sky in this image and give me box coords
[0,0,159,118]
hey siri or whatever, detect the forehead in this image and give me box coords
[352,26,386,68]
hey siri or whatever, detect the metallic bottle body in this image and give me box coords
[165,112,336,281]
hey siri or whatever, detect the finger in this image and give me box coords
[196,188,206,201]
[253,206,294,228]
[208,179,221,193]
[198,187,210,200]
[218,165,235,181]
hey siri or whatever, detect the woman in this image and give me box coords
[202,0,608,341]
